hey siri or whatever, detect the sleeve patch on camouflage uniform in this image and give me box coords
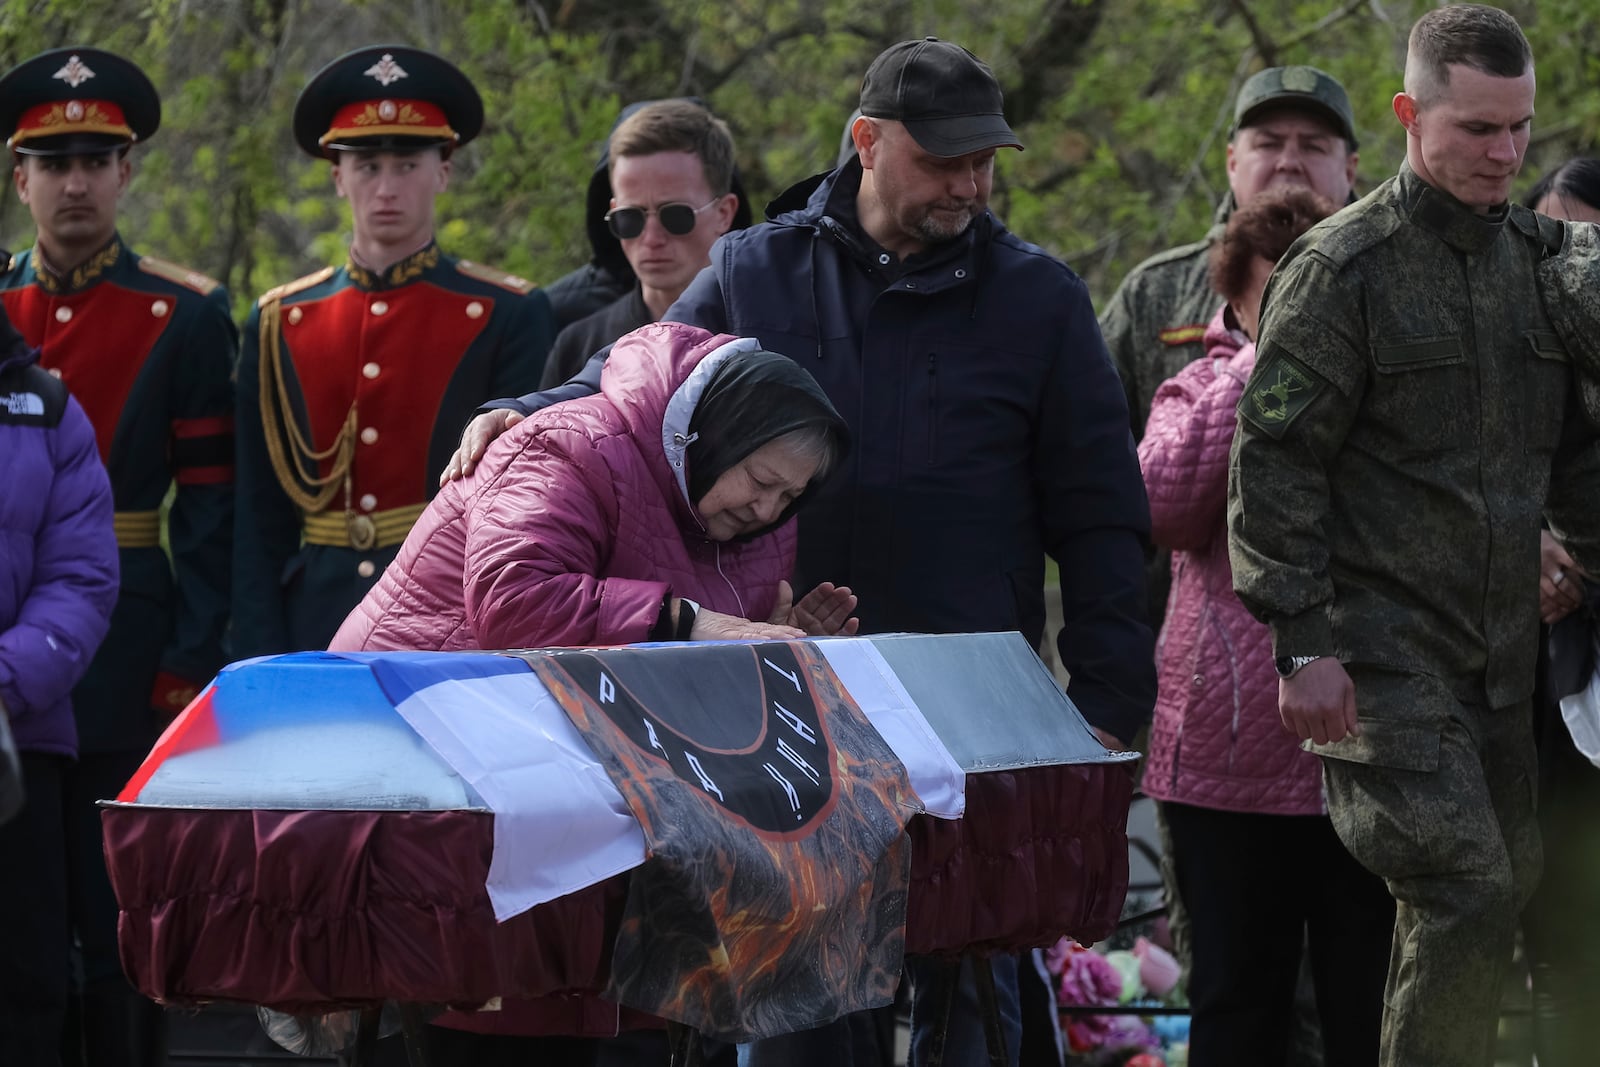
[1241,351,1325,438]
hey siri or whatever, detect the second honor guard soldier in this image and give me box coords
[233,46,554,656]
[0,47,237,1065]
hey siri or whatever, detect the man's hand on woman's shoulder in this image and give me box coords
[441,409,523,485]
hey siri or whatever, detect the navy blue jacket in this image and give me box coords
[503,161,1155,742]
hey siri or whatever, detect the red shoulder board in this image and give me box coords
[455,259,535,295]
[1158,324,1207,346]
[138,255,223,296]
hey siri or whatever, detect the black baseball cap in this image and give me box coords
[1233,65,1358,150]
[0,48,160,157]
[859,37,1023,157]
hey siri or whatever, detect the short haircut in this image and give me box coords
[1523,157,1600,212]
[1404,4,1532,108]
[1209,186,1338,307]
[607,100,735,198]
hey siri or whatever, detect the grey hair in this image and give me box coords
[769,424,844,486]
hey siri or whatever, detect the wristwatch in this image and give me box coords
[1274,654,1323,678]
[674,597,700,641]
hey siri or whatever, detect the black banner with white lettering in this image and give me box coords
[526,641,918,1041]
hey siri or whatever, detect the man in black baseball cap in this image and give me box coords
[858,36,1023,157]
[847,37,1027,256]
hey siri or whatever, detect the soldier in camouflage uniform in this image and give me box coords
[1228,6,1600,1065]
[1100,65,1359,442]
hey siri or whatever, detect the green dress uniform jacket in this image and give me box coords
[233,243,554,657]
[1097,200,1233,440]
[0,236,236,749]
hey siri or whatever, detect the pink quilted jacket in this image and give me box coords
[330,323,794,653]
[1137,307,1323,815]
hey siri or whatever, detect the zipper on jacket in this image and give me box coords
[926,353,938,466]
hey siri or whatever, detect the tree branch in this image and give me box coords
[1279,0,1377,50]
[1226,0,1279,67]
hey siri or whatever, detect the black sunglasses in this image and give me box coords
[605,197,719,239]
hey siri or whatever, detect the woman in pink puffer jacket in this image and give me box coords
[332,321,854,655]
[1137,188,1392,1067]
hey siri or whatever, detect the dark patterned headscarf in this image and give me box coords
[685,349,850,539]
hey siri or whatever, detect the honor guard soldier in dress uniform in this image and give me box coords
[233,46,554,657]
[0,47,237,1066]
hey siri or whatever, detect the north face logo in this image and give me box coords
[2,391,44,416]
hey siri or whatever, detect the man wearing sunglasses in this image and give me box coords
[538,99,743,388]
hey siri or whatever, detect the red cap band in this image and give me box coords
[9,98,133,149]
[320,97,456,147]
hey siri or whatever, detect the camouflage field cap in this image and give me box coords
[1233,65,1357,149]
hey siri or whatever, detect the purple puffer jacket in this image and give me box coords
[332,323,794,653]
[1137,307,1323,815]
[0,337,119,757]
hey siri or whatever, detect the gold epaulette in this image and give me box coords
[257,266,336,308]
[138,255,223,295]
[455,259,535,294]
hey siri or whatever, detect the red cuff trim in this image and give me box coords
[174,465,234,486]
[151,671,203,715]
[173,415,235,439]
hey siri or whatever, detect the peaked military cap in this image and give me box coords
[293,45,483,158]
[0,47,160,156]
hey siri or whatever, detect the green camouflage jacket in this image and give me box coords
[1098,201,1232,439]
[1228,163,1600,715]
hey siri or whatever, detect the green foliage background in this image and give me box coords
[0,0,1594,318]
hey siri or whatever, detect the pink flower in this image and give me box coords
[1056,943,1123,1008]
[1134,936,1181,999]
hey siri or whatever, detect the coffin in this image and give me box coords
[104,632,1134,1039]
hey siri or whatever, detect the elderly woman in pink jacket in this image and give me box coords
[334,321,855,655]
[1137,187,1392,1067]
[330,321,854,1063]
